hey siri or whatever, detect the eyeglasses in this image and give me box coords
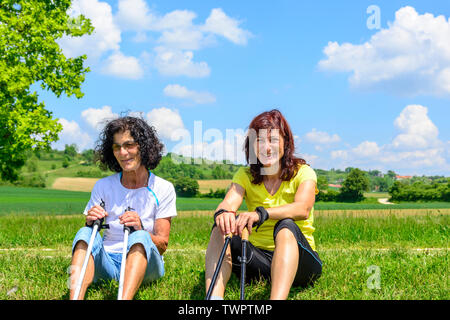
[112,141,138,152]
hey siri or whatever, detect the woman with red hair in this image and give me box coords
[205,109,322,300]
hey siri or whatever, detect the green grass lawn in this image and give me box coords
[0,211,448,300]
[0,186,226,214]
[1,186,448,300]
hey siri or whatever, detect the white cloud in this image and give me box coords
[331,150,348,160]
[155,10,207,51]
[202,8,252,45]
[391,104,439,149]
[158,28,206,51]
[53,118,93,151]
[163,84,216,104]
[115,0,154,31]
[61,3,252,80]
[328,104,449,174]
[101,51,144,79]
[115,5,251,49]
[153,47,210,77]
[379,148,446,168]
[145,107,186,141]
[172,131,247,164]
[115,5,251,77]
[81,106,119,131]
[318,6,450,96]
[305,128,340,145]
[60,0,121,62]
[154,9,198,31]
[352,141,380,158]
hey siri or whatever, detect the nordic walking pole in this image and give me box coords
[206,232,233,300]
[73,200,108,300]
[239,227,249,300]
[118,206,135,300]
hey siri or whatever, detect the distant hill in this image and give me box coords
[1,146,448,192]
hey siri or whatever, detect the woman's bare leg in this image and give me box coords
[205,227,232,298]
[69,241,95,300]
[121,243,148,300]
[270,228,299,300]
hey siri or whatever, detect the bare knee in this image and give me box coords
[275,227,296,243]
[275,228,295,240]
[73,240,88,253]
[128,243,146,259]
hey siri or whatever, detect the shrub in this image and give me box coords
[389,180,449,202]
[173,176,199,197]
[339,168,370,202]
[15,173,46,188]
[62,158,69,168]
[316,189,339,202]
[202,188,227,199]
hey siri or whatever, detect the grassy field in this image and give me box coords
[0,186,449,300]
[2,186,450,215]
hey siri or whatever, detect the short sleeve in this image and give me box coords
[82,180,105,216]
[296,165,319,195]
[156,182,177,219]
[232,167,250,190]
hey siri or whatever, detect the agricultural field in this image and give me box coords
[0,186,448,300]
[197,179,232,194]
[51,177,233,194]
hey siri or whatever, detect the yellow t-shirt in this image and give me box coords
[232,165,319,251]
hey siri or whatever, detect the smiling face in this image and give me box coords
[254,129,285,168]
[112,130,141,172]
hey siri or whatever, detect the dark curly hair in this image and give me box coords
[244,109,307,184]
[95,116,164,172]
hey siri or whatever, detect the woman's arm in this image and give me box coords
[119,211,172,255]
[266,179,317,221]
[214,182,245,236]
[151,217,172,255]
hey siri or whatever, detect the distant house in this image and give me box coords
[328,184,342,188]
[395,175,412,180]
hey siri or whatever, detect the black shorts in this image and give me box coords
[228,218,322,288]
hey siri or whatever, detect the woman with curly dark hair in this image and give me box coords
[69,116,177,300]
[205,109,322,300]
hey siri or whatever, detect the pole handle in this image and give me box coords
[241,227,249,241]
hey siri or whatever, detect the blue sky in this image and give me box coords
[38,0,450,176]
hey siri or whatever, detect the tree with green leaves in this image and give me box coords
[173,176,199,197]
[339,168,370,202]
[0,0,93,181]
[64,143,78,158]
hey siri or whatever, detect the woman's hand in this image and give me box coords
[119,210,143,231]
[235,211,260,236]
[215,211,237,236]
[86,204,108,226]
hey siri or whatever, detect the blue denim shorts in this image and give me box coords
[72,227,165,284]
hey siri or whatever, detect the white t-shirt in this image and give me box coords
[83,171,177,253]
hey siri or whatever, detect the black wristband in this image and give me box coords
[255,206,269,231]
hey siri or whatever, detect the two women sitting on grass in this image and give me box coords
[69,109,321,300]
